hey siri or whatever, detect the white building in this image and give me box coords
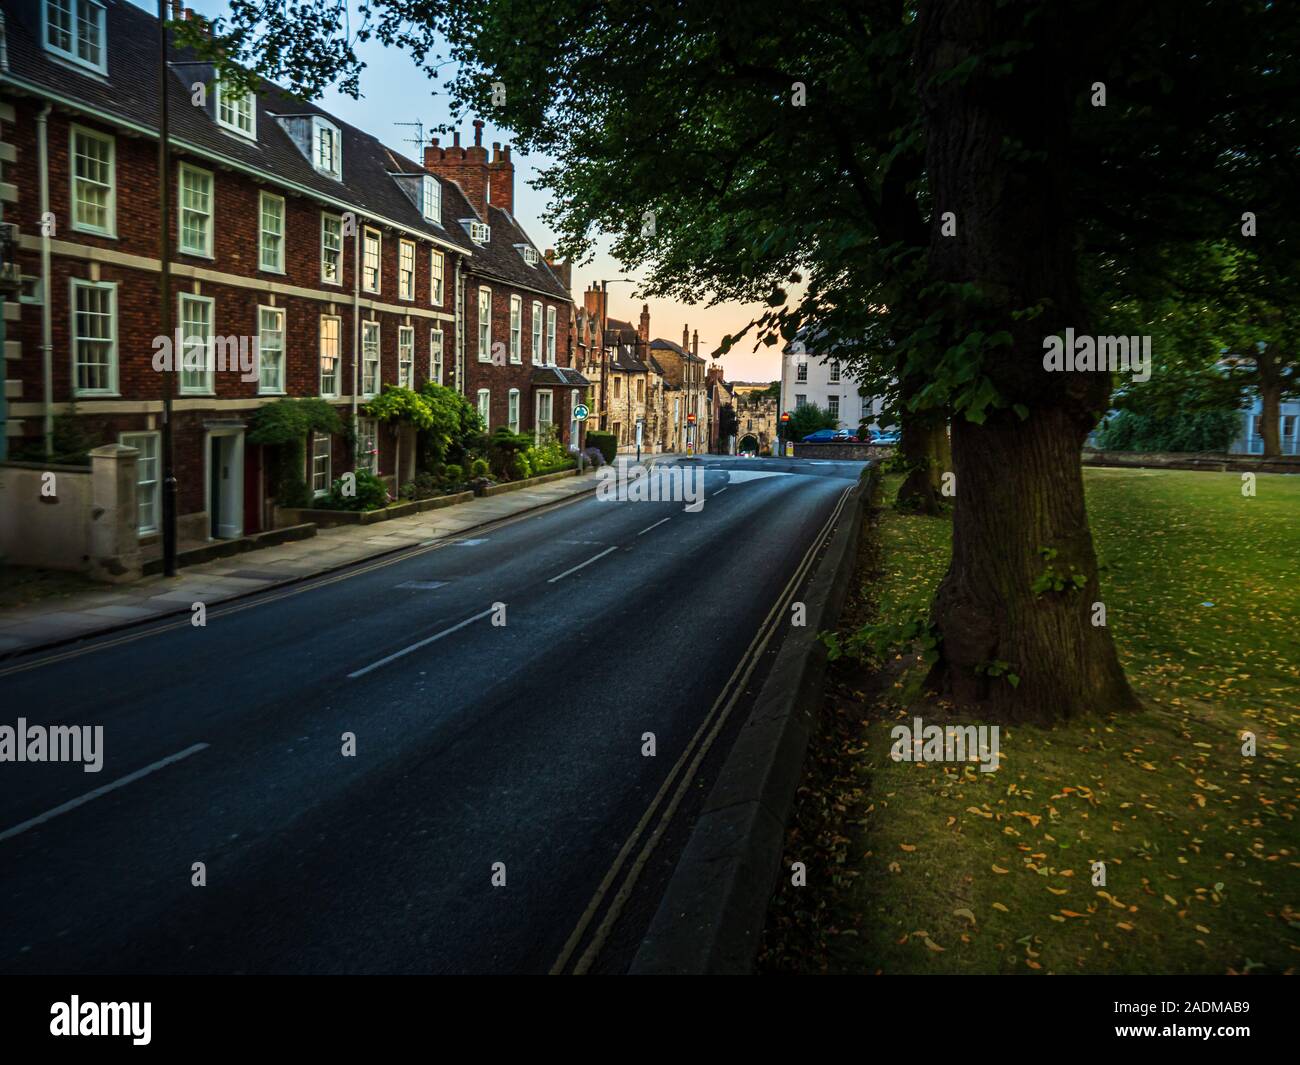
[1231,395,1300,455]
[779,340,887,434]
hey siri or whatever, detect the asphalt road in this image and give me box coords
[0,455,864,974]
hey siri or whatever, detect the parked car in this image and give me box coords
[833,428,860,442]
[801,428,839,442]
[871,429,901,445]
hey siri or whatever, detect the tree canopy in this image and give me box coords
[201,0,1300,721]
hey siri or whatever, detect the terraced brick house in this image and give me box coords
[422,124,581,447]
[0,0,575,548]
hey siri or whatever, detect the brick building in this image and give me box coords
[0,0,575,544]
[422,125,583,448]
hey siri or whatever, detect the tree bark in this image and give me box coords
[895,404,950,513]
[1257,347,1282,457]
[916,0,1139,723]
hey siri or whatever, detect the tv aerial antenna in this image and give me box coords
[394,120,429,158]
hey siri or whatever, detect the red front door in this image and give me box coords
[243,443,263,534]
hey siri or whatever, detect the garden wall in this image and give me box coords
[1082,449,1300,475]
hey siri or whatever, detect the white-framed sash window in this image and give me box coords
[257,305,285,394]
[362,320,381,397]
[120,431,160,534]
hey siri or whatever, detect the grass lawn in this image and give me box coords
[759,467,1299,974]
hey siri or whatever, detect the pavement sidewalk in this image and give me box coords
[0,458,676,659]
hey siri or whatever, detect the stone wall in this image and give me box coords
[0,444,140,579]
[792,442,893,461]
[1082,450,1300,475]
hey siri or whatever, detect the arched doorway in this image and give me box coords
[738,433,759,454]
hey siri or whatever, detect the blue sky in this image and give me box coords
[146,0,778,381]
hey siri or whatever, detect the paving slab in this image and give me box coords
[83,605,165,620]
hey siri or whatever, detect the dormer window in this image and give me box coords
[312,117,341,179]
[516,244,539,267]
[43,0,107,75]
[216,82,256,139]
[469,221,490,244]
[421,176,441,224]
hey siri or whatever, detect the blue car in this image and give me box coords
[801,428,838,442]
[871,430,901,445]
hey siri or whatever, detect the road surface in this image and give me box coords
[0,455,864,974]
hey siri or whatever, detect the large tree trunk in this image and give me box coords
[916,0,1138,723]
[895,406,951,514]
[1257,347,1283,457]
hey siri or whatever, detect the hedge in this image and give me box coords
[585,430,618,464]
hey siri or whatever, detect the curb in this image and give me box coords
[0,452,685,665]
[630,463,880,974]
[140,522,318,576]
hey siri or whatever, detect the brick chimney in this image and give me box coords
[638,304,650,345]
[422,119,490,220]
[682,324,690,352]
[584,284,603,323]
[706,363,725,390]
[544,248,571,291]
[488,143,514,215]
[692,329,699,359]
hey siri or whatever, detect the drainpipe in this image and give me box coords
[454,257,464,395]
[351,217,360,451]
[37,102,52,457]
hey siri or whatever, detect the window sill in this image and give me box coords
[43,49,109,80]
[178,249,215,261]
[71,226,118,240]
[73,391,121,399]
[217,126,259,145]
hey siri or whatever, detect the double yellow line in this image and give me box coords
[550,481,855,974]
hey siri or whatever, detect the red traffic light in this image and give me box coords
[780,411,791,422]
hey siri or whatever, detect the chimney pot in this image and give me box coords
[473,119,484,146]
[453,131,461,147]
